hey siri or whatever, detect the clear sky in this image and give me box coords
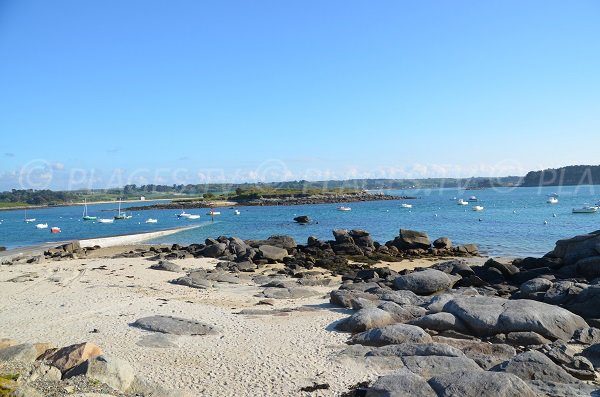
[0,0,598,190]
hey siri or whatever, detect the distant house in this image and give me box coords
[140,196,146,201]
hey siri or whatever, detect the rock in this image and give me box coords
[492,350,578,383]
[335,308,397,333]
[402,355,482,377]
[377,302,424,323]
[562,284,600,319]
[433,237,452,249]
[442,296,588,340]
[432,336,516,370]
[572,327,600,344]
[261,287,320,299]
[581,343,600,368]
[170,273,214,289]
[392,229,431,250]
[373,288,426,306]
[485,258,520,277]
[60,241,81,253]
[45,342,103,373]
[236,261,256,272]
[22,362,62,382]
[264,235,297,249]
[350,324,432,347]
[258,245,288,261]
[131,315,220,336]
[428,370,537,397]
[65,355,136,392]
[367,342,465,358]
[0,343,40,363]
[543,280,582,305]
[330,290,379,308]
[366,368,437,397]
[505,331,550,346]
[393,269,457,295]
[201,242,227,257]
[552,232,600,265]
[576,256,600,278]
[149,260,182,272]
[294,215,310,224]
[332,229,354,244]
[520,277,553,296]
[527,380,600,397]
[409,312,468,333]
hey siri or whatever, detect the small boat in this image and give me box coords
[206,211,221,216]
[82,199,97,220]
[457,199,469,206]
[23,209,36,222]
[177,210,191,218]
[400,203,412,209]
[547,197,558,204]
[472,205,484,211]
[468,196,478,202]
[114,198,129,220]
[98,218,114,224]
[35,223,48,229]
[50,227,61,233]
[337,206,352,211]
[188,214,201,220]
[572,206,598,214]
[145,218,158,223]
[234,210,241,215]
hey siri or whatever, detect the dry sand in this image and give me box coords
[0,255,377,396]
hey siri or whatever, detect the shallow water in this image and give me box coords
[1,185,600,257]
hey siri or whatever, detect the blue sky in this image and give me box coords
[0,0,599,190]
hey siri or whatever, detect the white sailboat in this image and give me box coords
[24,209,36,222]
[35,223,48,229]
[145,218,158,223]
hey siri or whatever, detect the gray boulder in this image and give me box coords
[149,260,183,272]
[576,256,600,278]
[528,380,600,397]
[442,296,587,340]
[392,229,431,250]
[366,369,437,397]
[336,308,396,333]
[402,355,482,378]
[428,370,537,397]
[492,350,578,384]
[377,301,425,323]
[520,277,553,296]
[432,336,515,370]
[433,237,452,249]
[131,315,220,336]
[572,327,600,345]
[393,269,458,295]
[0,343,40,363]
[552,232,600,265]
[330,289,379,308]
[201,242,227,257]
[409,312,468,333]
[64,355,136,392]
[170,272,214,289]
[261,287,320,299]
[258,245,288,261]
[350,324,432,347]
[367,342,465,358]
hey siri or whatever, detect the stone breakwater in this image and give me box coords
[123,192,414,211]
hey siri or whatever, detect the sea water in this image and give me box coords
[1,185,599,257]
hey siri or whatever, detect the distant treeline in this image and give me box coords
[0,177,522,205]
[0,189,78,205]
[120,176,521,195]
[521,165,600,187]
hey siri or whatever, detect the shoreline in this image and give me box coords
[0,224,200,258]
[0,198,173,212]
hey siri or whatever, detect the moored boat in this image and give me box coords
[457,199,469,205]
[337,206,352,211]
[472,205,484,211]
[50,227,61,233]
[145,218,158,223]
[572,206,598,214]
[35,223,48,229]
[188,214,200,219]
[400,203,412,209]
[82,199,97,220]
[98,218,114,223]
[547,197,558,204]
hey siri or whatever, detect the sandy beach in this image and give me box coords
[0,238,485,396]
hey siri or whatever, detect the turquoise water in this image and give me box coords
[1,186,600,257]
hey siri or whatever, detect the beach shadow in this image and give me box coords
[303,302,353,333]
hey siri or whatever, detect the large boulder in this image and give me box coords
[258,245,288,261]
[264,235,297,250]
[367,343,465,359]
[575,256,600,278]
[335,308,397,333]
[45,342,103,373]
[170,272,214,289]
[332,229,354,244]
[433,237,452,249]
[294,215,310,224]
[402,355,482,378]
[492,350,578,384]
[391,229,431,250]
[393,269,458,295]
[64,355,136,392]
[432,336,516,370]
[520,277,553,296]
[428,370,537,397]
[201,242,227,258]
[442,296,587,340]
[366,369,437,397]
[552,232,600,265]
[0,343,41,363]
[350,324,432,347]
[409,312,468,333]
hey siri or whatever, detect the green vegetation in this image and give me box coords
[522,165,600,187]
[0,373,19,396]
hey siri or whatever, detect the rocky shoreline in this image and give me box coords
[3,228,600,396]
[123,192,415,211]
